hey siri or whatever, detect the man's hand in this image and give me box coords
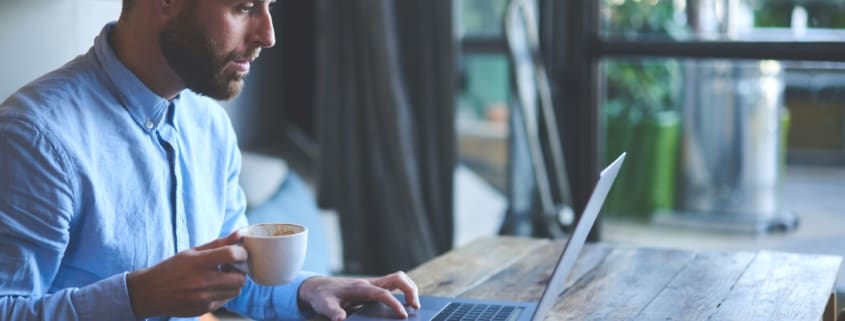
[126,232,248,318]
[298,271,421,321]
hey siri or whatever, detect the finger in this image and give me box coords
[210,270,248,290]
[371,272,420,309]
[398,273,420,309]
[316,300,347,321]
[361,287,407,319]
[193,269,247,292]
[199,288,244,303]
[194,231,242,252]
[198,245,248,269]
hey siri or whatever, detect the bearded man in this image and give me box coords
[0,0,419,320]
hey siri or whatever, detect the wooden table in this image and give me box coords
[408,236,843,321]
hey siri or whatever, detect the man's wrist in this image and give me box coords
[296,275,325,320]
[297,275,318,310]
[126,268,154,319]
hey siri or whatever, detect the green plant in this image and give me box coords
[752,2,845,29]
[605,59,682,121]
[602,0,686,218]
[602,0,685,120]
[603,0,688,40]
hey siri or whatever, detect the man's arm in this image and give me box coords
[0,117,139,320]
[0,275,139,321]
[126,232,248,319]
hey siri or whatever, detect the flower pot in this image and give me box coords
[605,109,680,220]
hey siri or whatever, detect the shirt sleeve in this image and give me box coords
[0,116,139,321]
[224,271,321,321]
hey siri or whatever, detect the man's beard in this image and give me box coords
[158,7,258,100]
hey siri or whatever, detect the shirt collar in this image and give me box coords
[93,23,177,132]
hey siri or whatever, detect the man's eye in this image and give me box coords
[238,4,255,13]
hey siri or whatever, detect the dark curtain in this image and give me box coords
[314,0,456,275]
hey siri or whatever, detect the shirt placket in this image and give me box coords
[157,124,191,253]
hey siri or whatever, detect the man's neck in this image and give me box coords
[111,18,185,100]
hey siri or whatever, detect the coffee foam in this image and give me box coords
[246,224,304,237]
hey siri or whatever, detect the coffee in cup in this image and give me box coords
[237,223,308,285]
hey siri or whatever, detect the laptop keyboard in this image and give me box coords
[431,303,517,321]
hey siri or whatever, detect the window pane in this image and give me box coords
[601,0,845,41]
[784,61,845,160]
[601,58,845,228]
[458,0,509,37]
[456,53,510,191]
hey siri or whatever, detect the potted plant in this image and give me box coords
[601,0,686,220]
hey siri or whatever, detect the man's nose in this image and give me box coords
[253,8,276,48]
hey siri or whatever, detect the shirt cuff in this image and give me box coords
[275,271,321,321]
[71,272,140,321]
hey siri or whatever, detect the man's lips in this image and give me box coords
[229,50,260,75]
[232,50,261,74]
[231,59,252,73]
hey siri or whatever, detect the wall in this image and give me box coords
[0,0,121,100]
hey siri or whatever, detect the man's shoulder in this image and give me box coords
[0,55,103,123]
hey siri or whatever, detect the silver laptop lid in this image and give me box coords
[530,153,625,321]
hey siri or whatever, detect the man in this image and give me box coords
[0,0,419,320]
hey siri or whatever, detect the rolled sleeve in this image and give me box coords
[71,273,141,321]
[225,271,321,321]
[275,271,322,321]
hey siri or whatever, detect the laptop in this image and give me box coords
[346,153,626,321]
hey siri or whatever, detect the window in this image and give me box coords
[554,0,845,301]
[593,1,845,223]
[458,0,845,261]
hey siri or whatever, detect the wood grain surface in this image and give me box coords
[408,236,842,321]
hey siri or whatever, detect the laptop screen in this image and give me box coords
[529,153,625,321]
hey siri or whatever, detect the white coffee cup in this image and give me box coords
[236,223,308,285]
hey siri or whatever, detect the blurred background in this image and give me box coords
[2,0,845,311]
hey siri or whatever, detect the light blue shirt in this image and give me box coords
[0,24,316,321]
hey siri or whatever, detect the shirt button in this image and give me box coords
[145,120,154,129]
